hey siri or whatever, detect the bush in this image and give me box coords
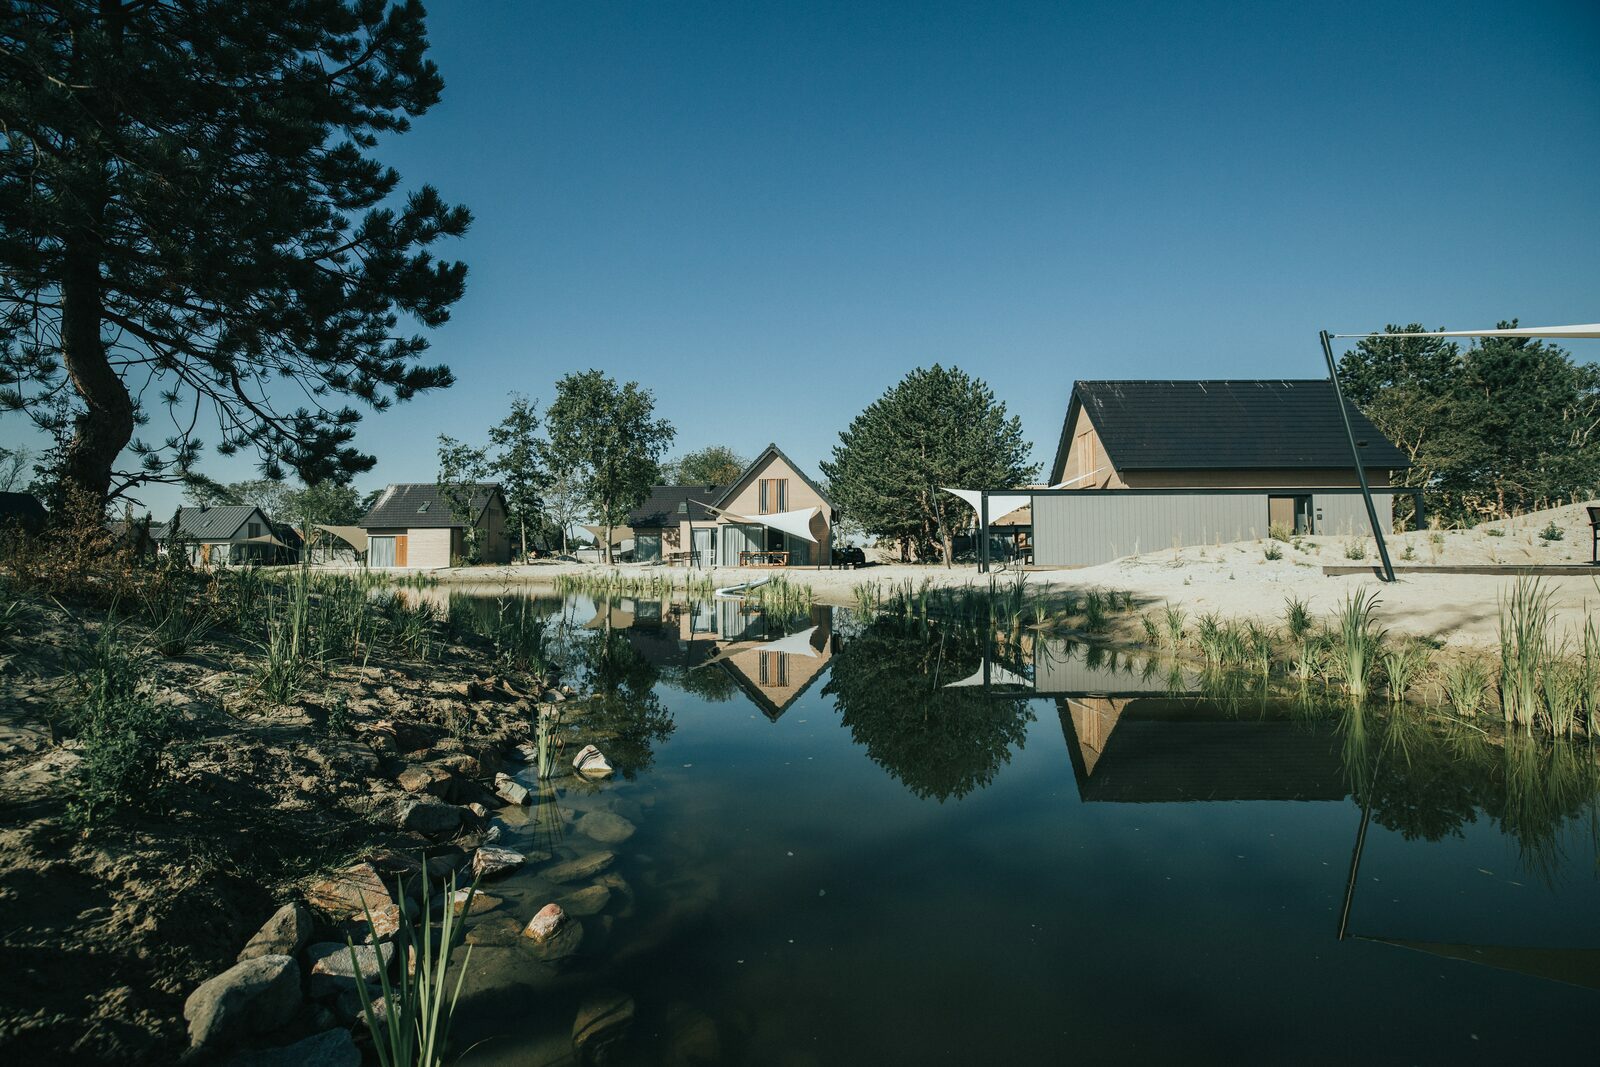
[1263,542,1283,561]
[65,624,186,828]
[1267,521,1292,542]
[1539,521,1564,542]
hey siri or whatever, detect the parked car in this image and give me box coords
[834,544,867,568]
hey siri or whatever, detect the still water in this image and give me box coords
[441,592,1600,1065]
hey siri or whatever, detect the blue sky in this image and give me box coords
[5,0,1598,515]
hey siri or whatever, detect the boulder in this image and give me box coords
[555,884,611,917]
[306,863,400,937]
[544,851,616,884]
[225,1027,360,1067]
[395,765,437,793]
[237,902,313,962]
[334,986,390,1027]
[524,905,583,962]
[576,811,636,845]
[184,955,301,1050]
[494,772,531,806]
[572,990,634,1061]
[449,889,502,916]
[306,941,395,1000]
[387,795,462,835]
[471,845,527,880]
[572,745,612,777]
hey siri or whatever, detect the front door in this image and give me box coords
[692,527,716,568]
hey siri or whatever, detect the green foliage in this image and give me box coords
[1498,576,1554,733]
[1539,521,1564,542]
[65,622,185,828]
[822,618,1034,801]
[1263,541,1283,561]
[1337,323,1600,524]
[662,445,747,487]
[1441,657,1492,718]
[820,365,1037,563]
[1380,639,1429,703]
[544,371,675,563]
[435,435,492,564]
[351,868,476,1067]
[1283,595,1312,641]
[0,0,470,503]
[1333,591,1386,701]
[488,394,546,558]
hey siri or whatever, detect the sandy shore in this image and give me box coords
[428,500,1600,649]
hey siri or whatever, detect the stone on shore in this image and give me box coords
[523,902,567,943]
[225,1027,361,1067]
[544,850,616,884]
[305,863,400,937]
[523,903,583,962]
[471,845,527,880]
[237,902,313,962]
[306,941,395,999]
[449,889,502,916]
[388,795,463,834]
[494,772,531,806]
[184,955,301,1050]
[576,810,636,845]
[572,990,635,1061]
[572,745,613,777]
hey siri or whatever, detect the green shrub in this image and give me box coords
[66,624,186,828]
[1263,542,1283,561]
[1539,521,1564,542]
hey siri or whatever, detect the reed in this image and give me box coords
[1497,576,1554,733]
[1083,589,1108,633]
[1579,614,1600,737]
[1162,603,1185,650]
[747,574,815,617]
[1245,621,1276,677]
[1440,657,1492,718]
[1283,595,1312,642]
[350,868,475,1067]
[1332,590,1385,702]
[260,570,312,703]
[1379,639,1428,704]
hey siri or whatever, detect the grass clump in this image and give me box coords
[64,622,187,829]
[1380,639,1429,704]
[1539,521,1564,542]
[1497,576,1554,733]
[1263,542,1283,561]
[1333,591,1385,701]
[1440,657,1493,718]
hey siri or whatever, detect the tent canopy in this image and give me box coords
[314,524,369,552]
[942,488,1033,523]
[717,506,821,544]
[1333,324,1600,340]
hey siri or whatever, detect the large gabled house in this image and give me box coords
[359,483,511,568]
[625,444,835,567]
[153,505,299,566]
[1017,379,1413,567]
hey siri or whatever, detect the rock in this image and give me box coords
[576,811,636,845]
[449,889,501,916]
[572,745,612,777]
[494,772,531,806]
[663,1003,722,1067]
[555,884,611,917]
[523,902,567,942]
[544,851,616,884]
[572,990,634,1061]
[237,902,313,962]
[467,802,489,819]
[184,955,301,1050]
[390,795,462,835]
[471,845,527,880]
[395,765,436,793]
[334,986,389,1027]
[424,849,465,881]
[525,910,583,962]
[306,941,395,999]
[226,1027,361,1067]
[464,915,524,947]
[307,863,401,938]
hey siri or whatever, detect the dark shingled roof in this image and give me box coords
[360,483,503,529]
[1053,380,1410,480]
[162,505,264,541]
[627,485,723,528]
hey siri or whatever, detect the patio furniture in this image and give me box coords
[738,550,789,567]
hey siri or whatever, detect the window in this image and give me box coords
[759,478,787,514]
[678,500,688,514]
[417,501,430,513]
[247,522,262,538]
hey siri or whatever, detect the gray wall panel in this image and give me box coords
[1031,490,1403,567]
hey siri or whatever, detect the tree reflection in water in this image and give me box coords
[824,618,1035,802]
[569,623,675,779]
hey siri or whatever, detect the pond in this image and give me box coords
[441,591,1600,1064]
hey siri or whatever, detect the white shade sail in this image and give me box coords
[1333,324,1600,340]
[941,488,1033,522]
[720,506,821,543]
[944,661,1033,689]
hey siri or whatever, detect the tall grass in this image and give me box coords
[1440,657,1492,718]
[1498,577,1554,733]
[1332,591,1385,702]
[1283,595,1312,642]
[351,869,475,1067]
[746,574,815,617]
[1380,640,1429,704]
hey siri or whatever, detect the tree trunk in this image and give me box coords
[520,516,527,562]
[603,521,613,564]
[58,236,133,512]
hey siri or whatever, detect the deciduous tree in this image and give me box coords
[662,445,746,487]
[488,394,545,560]
[544,371,674,563]
[436,434,490,563]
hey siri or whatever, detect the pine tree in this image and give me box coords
[0,1,470,511]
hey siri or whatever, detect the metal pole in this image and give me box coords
[1336,794,1373,941]
[979,492,990,575]
[1321,330,1396,582]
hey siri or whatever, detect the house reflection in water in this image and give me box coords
[1058,697,1349,803]
[586,597,836,721]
